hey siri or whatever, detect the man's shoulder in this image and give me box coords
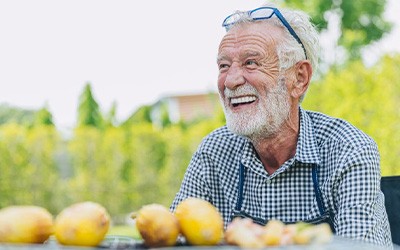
[304,110,376,147]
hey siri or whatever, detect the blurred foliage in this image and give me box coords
[77,82,103,128]
[0,98,225,221]
[104,101,118,128]
[303,54,400,176]
[34,105,54,127]
[284,0,392,59]
[0,124,62,214]
[0,104,36,126]
[107,225,140,239]
[121,105,152,127]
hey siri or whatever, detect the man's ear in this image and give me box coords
[291,60,312,99]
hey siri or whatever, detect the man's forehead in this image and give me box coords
[225,21,283,37]
[218,22,282,55]
[220,22,283,47]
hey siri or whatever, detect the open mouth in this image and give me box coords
[230,96,257,107]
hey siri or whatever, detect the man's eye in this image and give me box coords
[219,64,230,70]
[245,60,258,66]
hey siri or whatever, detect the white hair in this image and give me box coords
[225,3,320,73]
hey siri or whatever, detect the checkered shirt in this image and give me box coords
[171,107,392,247]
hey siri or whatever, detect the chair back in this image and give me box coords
[381,175,400,245]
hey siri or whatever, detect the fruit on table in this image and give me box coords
[134,203,179,247]
[224,217,333,247]
[262,219,285,246]
[292,222,333,245]
[54,201,110,247]
[311,223,333,244]
[225,218,264,248]
[175,197,223,246]
[0,205,53,244]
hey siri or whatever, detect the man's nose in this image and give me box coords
[224,64,245,90]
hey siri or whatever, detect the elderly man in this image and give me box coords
[171,4,392,247]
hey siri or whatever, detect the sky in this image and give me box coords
[1,0,399,130]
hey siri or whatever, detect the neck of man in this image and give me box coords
[251,111,300,175]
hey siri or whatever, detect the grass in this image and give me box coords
[107,225,141,240]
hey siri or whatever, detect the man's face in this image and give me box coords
[217,22,291,139]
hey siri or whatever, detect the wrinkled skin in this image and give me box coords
[217,22,312,174]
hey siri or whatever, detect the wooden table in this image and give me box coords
[0,236,397,250]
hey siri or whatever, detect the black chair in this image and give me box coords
[381,175,400,245]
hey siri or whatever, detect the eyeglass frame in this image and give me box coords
[222,7,308,60]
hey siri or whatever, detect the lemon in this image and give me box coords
[0,205,53,244]
[134,204,179,247]
[175,197,223,246]
[54,201,110,246]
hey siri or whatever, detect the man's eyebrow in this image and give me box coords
[216,51,261,63]
[242,51,261,58]
[216,55,229,63]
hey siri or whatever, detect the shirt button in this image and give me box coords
[265,179,272,184]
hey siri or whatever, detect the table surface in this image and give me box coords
[0,236,397,250]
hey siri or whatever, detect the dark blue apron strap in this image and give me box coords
[235,162,245,211]
[312,164,325,215]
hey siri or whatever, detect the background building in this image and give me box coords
[151,92,220,127]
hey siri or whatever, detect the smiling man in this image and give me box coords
[171,3,392,247]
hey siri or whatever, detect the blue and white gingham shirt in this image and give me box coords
[171,107,392,247]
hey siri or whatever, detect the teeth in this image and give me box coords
[231,96,256,105]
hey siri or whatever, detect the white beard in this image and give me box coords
[221,77,291,141]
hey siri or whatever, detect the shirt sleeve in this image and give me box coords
[334,142,392,246]
[170,151,211,212]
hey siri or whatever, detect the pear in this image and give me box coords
[175,197,223,246]
[0,205,53,244]
[134,204,179,247]
[54,201,110,247]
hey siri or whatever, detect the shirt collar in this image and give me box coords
[241,138,267,176]
[294,107,321,165]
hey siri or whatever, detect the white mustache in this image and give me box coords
[224,84,258,98]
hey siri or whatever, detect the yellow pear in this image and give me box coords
[54,201,110,247]
[175,197,223,246]
[134,204,179,247]
[0,205,53,244]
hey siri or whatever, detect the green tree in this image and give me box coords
[159,103,172,129]
[33,105,54,126]
[77,83,103,128]
[104,101,118,128]
[121,105,152,127]
[284,0,392,60]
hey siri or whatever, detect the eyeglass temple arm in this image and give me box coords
[273,10,308,59]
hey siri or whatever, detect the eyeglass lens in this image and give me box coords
[250,8,274,20]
